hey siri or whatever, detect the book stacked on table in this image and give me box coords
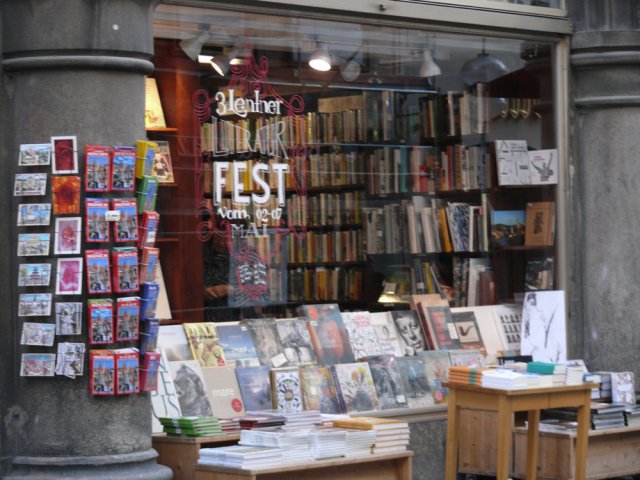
[219,418,241,433]
[238,413,287,430]
[481,369,546,389]
[624,403,640,427]
[447,365,491,386]
[198,445,283,469]
[542,402,627,430]
[159,416,223,437]
[280,410,323,430]
[344,429,377,457]
[332,416,410,454]
[309,429,347,459]
[239,428,313,464]
[526,361,567,385]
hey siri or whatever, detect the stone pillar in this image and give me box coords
[567,0,640,375]
[0,1,171,478]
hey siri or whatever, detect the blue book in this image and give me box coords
[140,282,160,320]
[140,318,160,356]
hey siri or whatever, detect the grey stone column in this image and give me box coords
[1,1,171,478]
[567,0,640,375]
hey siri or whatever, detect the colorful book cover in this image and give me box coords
[490,209,526,248]
[270,367,303,414]
[55,302,82,336]
[183,322,226,367]
[115,348,140,395]
[140,282,160,319]
[242,318,287,368]
[85,145,111,192]
[216,323,261,368]
[201,366,247,418]
[85,198,110,242]
[331,362,380,413]
[395,356,434,408]
[153,140,174,183]
[235,366,273,412]
[139,247,159,285]
[418,350,451,404]
[300,366,343,414]
[116,296,140,342]
[367,355,408,409]
[423,305,462,350]
[342,311,382,360]
[111,146,136,192]
[275,318,318,367]
[85,249,111,294]
[112,198,139,243]
[51,175,80,214]
[90,350,116,395]
[136,140,158,180]
[140,351,162,392]
[138,211,159,248]
[168,360,214,417]
[112,247,139,293]
[298,303,355,366]
[140,318,160,356]
[88,298,114,345]
[21,353,56,377]
[137,175,159,214]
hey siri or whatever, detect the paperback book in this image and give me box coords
[274,318,317,367]
[395,356,434,408]
[138,211,160,248]
[111,146,136,192]
[115,348,140,394]
[151,349,182,432]
[139,247,160,285]
[299,304,355,366]
[137,175,159,214]
[90,350,116,395]
[235,366,273,412]
[136,140,158,180]
[85,198,110,242]
[112,247,139,293]
[270,367,303,414]
[85,145,111,192]
[88,298,114,345]
[342,311,382,360]
[140,351,162,392]
[300,366,343,414]
[201,365,246,418]
[331,362,380,413]
[168,360,214,417]
[367,355,408,409]
[216,323,261,368]
[112,198,139,242]
[242,318,287,368]
[140,317,160,356]
[86,249,111,294]
[157,324,192,361]
[140,282,160,319]
[153,140,174,183]
[369,311,405,356]
[183,323,226,367]
[116,296,140,342]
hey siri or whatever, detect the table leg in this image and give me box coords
[526,409,540,480]
[445,388,459,480]
[496,396,512,480]
[575,390,591,480]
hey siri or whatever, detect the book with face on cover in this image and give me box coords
[183,322,226,367]
[298,303,355,366]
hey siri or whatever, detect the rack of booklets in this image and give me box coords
[14,136,163,395]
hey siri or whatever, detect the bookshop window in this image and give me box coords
[150,5,560,323]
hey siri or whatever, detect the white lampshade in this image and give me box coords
[309,43,332,71]
[419,50,442,78]
[179,32,210,61]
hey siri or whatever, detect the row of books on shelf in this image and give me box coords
[287,230,364,265]
[287,268,363,302]
[286,190,363,227]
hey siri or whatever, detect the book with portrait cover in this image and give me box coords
[88,298,114,345]
[275,318,317,367]
[139,246,159,285]
[169,360,214,417]
[342,311,382,360]
[366,355,408,409]
[300,366,343,414]
[395,356,434,408]
[52,175,81,215]
[242,317,287,368]
[112,247,139,293]
[298,303,355,366]
[136,139,158,180]
[183,322,226,367]
[112,198,139,243]
[201,365,246,418]
[114,348,140,395]
[330,362,380,413]
[116,296,140,342]
[216,323,260,368]
[85,145,111,192]
[90,349,116,395]
[138,211,159,248]
[270,367,303,414]
[85,198,110,242]
[235,366,273,412]
[137,175,159,214]
[111,146,136,192]
[85,249,111,294]
[140,351,161,392]
[369,312,405,357]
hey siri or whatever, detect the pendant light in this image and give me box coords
[460,38,508,86]
[309,42,332,72]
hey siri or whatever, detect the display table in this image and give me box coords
[152,433,241,480]
[193,450,414,480]
[444,382,593,480]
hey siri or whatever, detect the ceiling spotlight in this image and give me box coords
[210,53,231,76]
[460,40,509,86]
[309,43,332,71]
[179,31,210,61]
[419,50,442,78]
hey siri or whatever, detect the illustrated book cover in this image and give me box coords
[183,322,226,367]
[420,304,461,350]
[395,356,434,408]
[216,323,261,368]
[112,247,139,293]
[610,371,636,406]
[200,365,246,418]
[490,209,526,248]
[90,350,116,395]
[342,311,382,360]
[242,317,287,368]
[528,149,558,185]
[330,362,380,413]
[235,366,273,412]
[153,140,174,183]
[85,145,111,192]
[112,198,139,243]
[85,198,110,242]
[300,366,343,414]
[520,290,567,363]
[367,355,408,409]
[369,311,405,357]
[491,303,522,352]
[299,303,355,366]
[495,139,529,186]
[525,257,555,291]
[111,146,136,192]
[145,77,166,129]
[270,367,304,414]
[88,298,114,345]
[116,296,140,342]
[450,309,486,352]
[85,249,111,294]
[274,317,317,367]
[168,360,214,417]
[418,350,451,404]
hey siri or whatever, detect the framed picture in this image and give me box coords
[17,203,51,226]
[51,135,78,174]
[54,217,82,255]
[18,263,52,287]
[17,233,50,257]
[18,143,52,166]
[14,173,47,196]
[55,257,83,295]
[18,293,53,317]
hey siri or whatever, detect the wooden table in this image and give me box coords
[153,433,241,480]
[193,450,414,480]
[444,382,594,480]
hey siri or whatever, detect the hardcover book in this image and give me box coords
[21,353,56,377]
[135,140,158,180]
[111,146,136,192]
[235,366,273,412]
[140,317,160,356]
[300,366,343,414]
[151,350,182,433]
[395,356,434,408]
[55,342,85,378]
[20,322,56,346]
[450,310,486,352]
[525,201,555,247]
[88,298,114,345]
[51,175,81,215]
[201,366,246,418]
[14,173,47,196]
[137,175,159,214]
[299,303,355,366]
[418,351,451,403]
[90,350,116,395]
[157,324,192,361]
[275,318,317,367]
[216,323,261,368]
[183,322,226,367]
[140,351,162,392]
[140,282,160,319]
[168,360,214,417]
[342,311,382,360]
[55,302,82,336]
[421,305,461,350]
[528,148,558,185]
[112,247,139,293]
[85,198,110,242]
[85,145,111,192]
[495,139,530,186]
[112,198,139,243]
[242,318,287,368]
[490,209,526,248]
[390,310,428,356]
[270,367,303,414]
[116,296,140,342]
[18,263,52,287]
[367,355,408,409]
[331,362,380,413]
[369,311,406,357]
[19,143,51,166]
[114,348,140,394]
[138,211,159,248]
[86,249,111,294]
[153,140,174,183]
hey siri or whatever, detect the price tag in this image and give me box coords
[271,353,288,368]
[105,210,121,222]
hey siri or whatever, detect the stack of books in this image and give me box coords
[564,364,587,385]
[280,410,323,430]
[198,445,283,469]
[344,429,377,457]
[219,418,241,434]
[332,416,410,454]
[594,372,612,401]
[481,369,543,389]
[159,416,223,437]
[309,429,347,459]
[239,428,313,464]
[624,403,640,427]
[447,365,490,386]
[542,402,627,431]
[526,361,567,385]
[238,414,287,430]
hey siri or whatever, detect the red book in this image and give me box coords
[140,351,161,392]
[85,249,111,294]
[116,296,140,342]
[138,211,159,248]
[112,198,139,243]
[90,350,116,396]
[112,248,139,293]
[85,198,110,243]
[114,348,140,395]
[88,299,114,345]
[85,145,111,192]
[139,247,159,285]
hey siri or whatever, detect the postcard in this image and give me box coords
[14,173,47,196]
[55,342,86,378]
[18,263,52,287]
[51,136,78,174]
[17,233,50,256]
[55,258,83,295]
[54,217,82,255]
[20,353,56,377]
[55,302,83,335]
[20,322,56,346]
[17,203,51,226]
[19,143,52,166]
[18,293,53,317]
[52,176,81,214]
